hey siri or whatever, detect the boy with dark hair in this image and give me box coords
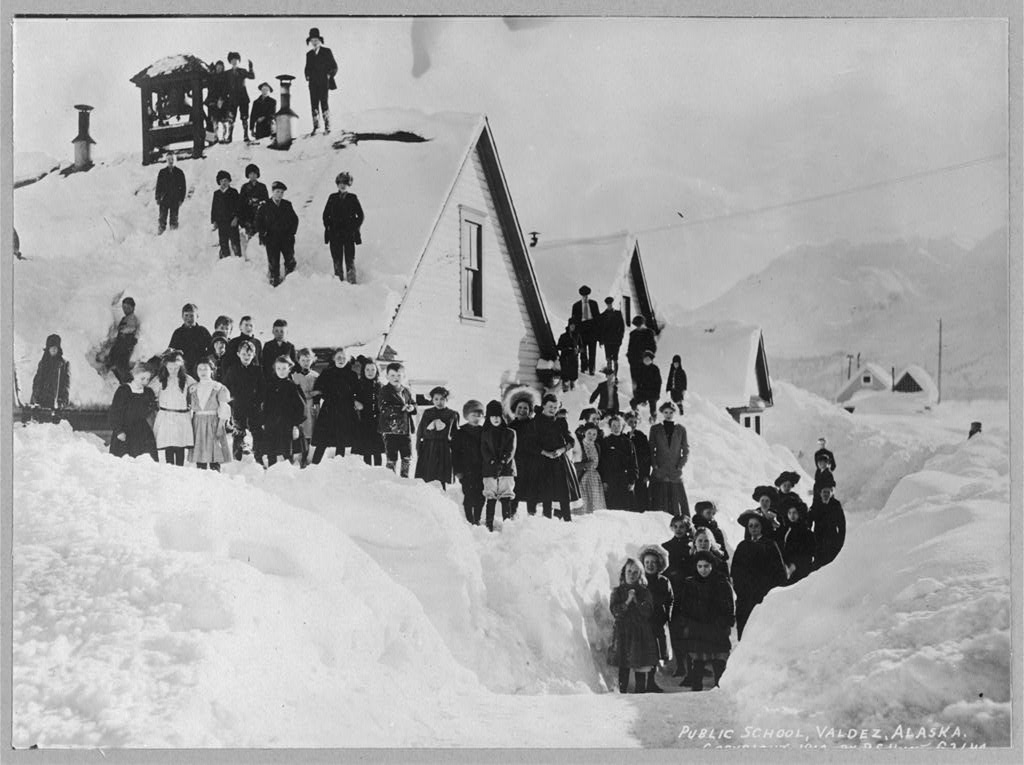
[223,339,265,462]
[624,410,651,512]
[626,315,657,389]
[238,164,269,259]
[262,355,306,467]
[211,170,241,258]
[304,27,339,135]
[452,400,486,525]
[599,296,625,374]
[630,350,662,422]
[214,315,233,337]
[225,52,255,143]
[812,437,837,498]
[262,319,297,378]
[256,181,299,286]
[168,303,213,377]
[106,296,140,383]
[155,152,186,234]
[226,315,262,369]
[379,362,417,477]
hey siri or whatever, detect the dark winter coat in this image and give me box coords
[108,384,157,458]
[600,308,625,349]
[629,429,651,481]
[556,329,580,383]
[261,375,305,456]
[168,323,213,377]
[781,520,815,583]
[155,165,187,206]
[225,65,254,105]
[322,192,365,244]
[598,432,637,510]
[626,326,657,365]
[774,490,808,521]
[570,298,601,338]
[731,536,788,613]
[31,351,71,409]
[743,508,784,543]
[608,584,660,669]
[646,571,674,662]
[661,535,693,574]
[451,423,484,480]
[589,378,620,414]
[649,421,688,484]
[249,94,277,139]
[256,198,299,247]
[481,423,516,478]
[225,334,263,370]
[311,364,359,448]
[378,383,416,435]
[809,496,846,569]
[666,364,687,399]
[673,573,735,655]
[692,515,729,561]
[669,549,730,591]
[509,417,539,499]
[533,413,581,503]
[223,360,265,420]
[261,339,297,379]
[415,407,459,484]
[634,362,662,401]
[353,377,385,456]
[304,46,339,87]
[238,180,269,227]
[210,187,240,226]
[205,71,230,117]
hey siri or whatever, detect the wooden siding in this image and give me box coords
[384,141,542,404]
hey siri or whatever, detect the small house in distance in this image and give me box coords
[656,321,773,434]
[835,362,892,405]
[836,362,938,413]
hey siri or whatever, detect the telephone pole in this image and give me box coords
[937,318,943,404]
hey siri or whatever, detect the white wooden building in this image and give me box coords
[835,362,894,404]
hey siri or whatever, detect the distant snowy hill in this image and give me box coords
[667,231,1008,400]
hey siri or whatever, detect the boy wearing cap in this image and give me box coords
[239,164,269,258]
[571,285,601,376]
[249,82,277,141]
[452,400,486,525]
[155,152,186,234]
[256,181,300,286]
[322,171,365,284]
[225,52,255,143]
[649,400,689,516]
[168,303,213,377]
[600,297,625,374]
[630,350,662,422]
[304,27,339,135]
[211,170,241,259]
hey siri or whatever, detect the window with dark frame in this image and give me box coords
[460,212,484,319]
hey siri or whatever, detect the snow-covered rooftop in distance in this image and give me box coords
[657,321,769,409]
[130,53,211,83]
[530,232,635,326]
[836,362,892,401]
[896,363,939,401]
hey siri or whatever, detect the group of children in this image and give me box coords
[609,441,846,693]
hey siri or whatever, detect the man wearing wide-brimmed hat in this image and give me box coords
[304,27,339,135]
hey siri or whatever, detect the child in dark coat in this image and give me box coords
[731,510,789,639]
[481,399,517,527]
[599,413,637,510]
[211,170,241,259]
[311,348,358,463]
[223,340,265,462]
[105,296,140,383]
[30,333,71,413]
[354,360,385,466]
[624,410,651,512]
[452,400,485,525]
[378,363,417,477]
[416,386,460,489]
[630,350,662,422]
[262,355,306,467]
[108,362,157,459]
[692,500,728,561]
[589,372,620,414]
[507,389,539,517]
[322,171,365,284]
[608,558,660,694]
[666,354,687,405]
[249,82,276,140]
[556,320,580,391]
[238,164,269,259]
[639,545,674,692]
[675,551,735,690]
[781,504,816,584]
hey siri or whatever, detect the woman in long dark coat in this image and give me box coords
[415,386,460,488]
[108,363,158,459]
[780,504,816,584]
[533,393,581,521]
[556,320,580,391]
[731,510,789,640]
[608,558,660,694]
[311,348,359,463]
[675,551,735,691]
[625,411,651,512]
[639,545,674,692]
[353,359,385,465]
[30,333,71,412]
[598,413,637,510]
[507,389,540,517]
[809,476,846,570]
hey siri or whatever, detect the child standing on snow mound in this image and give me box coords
[104,296,140,384]
[168,303,213,378]
[649,400,689,516]
[416,386,460,489]
[452,399,485,526]
[155,152,186,234]
[630,350,662,422]
[556,319,580,391]
[639,545,674,693]
[151,349,195,466]
[354,359,385,466]
[812,437,836,498]
[224,52,254,143]
[481,399,517,527]
[378,362,417,477]
[575,422,606,514]
[108,361,157,460]
[608,558,660,694]
[534,393,581,521]
[598,412,637,511]
[211,170,241,259]
[238,164,269,260]
[262,355,306,467]
[507,389,539,517]
[249,82,276,141]
[30,333,71,417]
[223,340,265,463]
[189,358,232,471]
[809,474,845,571]
[291,348,320,468]
[256,181,299,287]
[624,410,651,512]
[675,550,735,691]
[311,348,359,463]
[322,171,365,284]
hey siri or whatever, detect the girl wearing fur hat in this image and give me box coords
[608,558,660,693]
[415,386,459,488]
[731,510,788,639]
[639,545,674,692]
[452,399,486,525]
[30,333,71,414]
[675,550,735,691]
[507,388,540,517]
[481,400,517,527]
[150,350,196,466]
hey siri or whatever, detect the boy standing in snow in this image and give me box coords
[106,296,140,383]
[599,296,625,375]
[224,52,254,143]
[249,82,277,141]
[223,340,265,462]
[226,315,262,372]
[570,285,601,377]
[322,171,365,284]
[261,319,298,379]
[168,303,213,377]
[624,410,651,512]
[378,363,417,477]
[211,170,241,259]
[452,400,486,525]
[630,350,662,422]
[304,27,339,135]
[155,152,187,234]
[256,181,299,286]
[238,164,269,259]
[262,355,306,467]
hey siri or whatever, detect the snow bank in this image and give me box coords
[14,151,62,187]
[724,430,1011,746]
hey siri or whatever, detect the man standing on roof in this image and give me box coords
[304,27,338,136]
[256,181,299,287]
[599,296,626,375]
[571,285,601,377]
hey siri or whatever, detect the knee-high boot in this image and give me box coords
[617,666,630,694]
[633,671,647,694]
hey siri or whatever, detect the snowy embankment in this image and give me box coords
[726,429,1012,746]
[14,151,62,188]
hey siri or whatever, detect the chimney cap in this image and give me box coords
[276,74,295,83]
[74,104,94,112]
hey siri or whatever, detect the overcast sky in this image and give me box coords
[12,16,1008,309]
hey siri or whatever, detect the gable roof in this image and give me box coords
[836,362,891,402]
[895,364,938,400]
[130,54,211,84]
[655,321,772,409]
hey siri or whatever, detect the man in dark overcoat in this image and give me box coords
[304,27,339,135]
[570,285,601,376]
[626,315,658,389]
[322,171,365,283]
[155,152,187,234]
[599,297,626,374]
[256,181,299,286]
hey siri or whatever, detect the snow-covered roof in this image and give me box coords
[130,54,211,84]
[655,321,771,409]
[895,364,939,401]
[836,362,891,402]
[530,232,636,326]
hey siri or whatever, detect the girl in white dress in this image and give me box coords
[151,350,196,466]
[190,358,233,470]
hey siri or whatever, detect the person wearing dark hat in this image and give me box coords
[624,409,651,512]
[322,171,365,284]
[256,181,300,286]
[507,388,540,517]
[415,386,459,488]
[168,303,213,377]
[666,354,687,406]
[210,170,241,259]
[534,392,581,521]
[481,399,518,528]
[589,369,620,414]
[626,315,658,390]
[599,296,626,375]
[808,474,845,570]
[224,52,255,143]
[731,509,788,639]
[780,502,815,585]
[304,27,339,135]
[598,412,637,510]
[30,333,71,415]
[452,399,486,525]
[238,164,269,259]
[649,400,689,516]
[570,285,601,376]
[674,549,734,691]
[746,485,781,542]
[638,544,674,692]
[630,349,662,421]
[692,500,728,560]
[155,151,186,234]
[210,331,230,380]
[773,471,808,528]
[812,437,836,498]
[556,319,581,391]
[249,81,277,141]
